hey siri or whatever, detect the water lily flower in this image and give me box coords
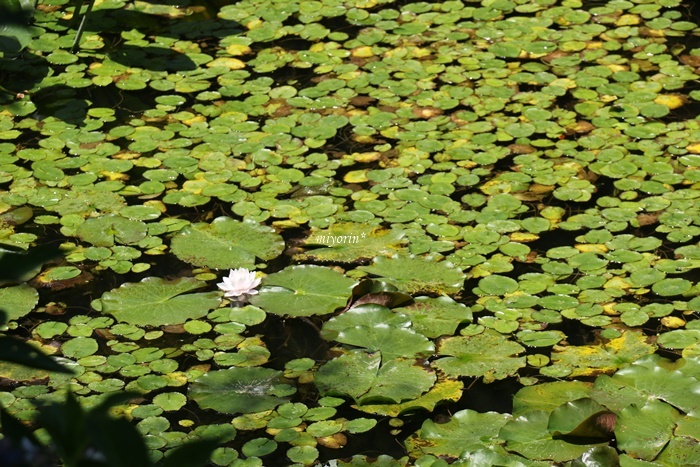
[217,268,261,299]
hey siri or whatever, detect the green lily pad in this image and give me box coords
[356,380,464,417]
[98,277,221,326]
[615,400,680,461]
[324,306,434,361]
[0,283,39,321]
[475,275,520,296]
[393,296,472,338]
[405,409,511,458]
[499,410,602,462]
[513,381,593,417]
[295,223,407,262]
[433,330,526,382]
[549,330,656,377]
[315,350,436,405]
[591,354,700,413]
[171,217,284,269]
[189,367,294,415]
[250,265,356,317]
[153,392,187,411]
[358,255,466,294]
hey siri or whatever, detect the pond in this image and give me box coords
[1,0,700,465]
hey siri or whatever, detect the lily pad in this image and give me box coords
[393,296,472,338]
[0,284,39,321]
[322,304,434,360]
[76,215,148,247]
[406,409,511,458]
[615,400,680,460]
[250,265,356,317]
[98,277,221,326]
[295,223,407,262]
[591,354,700,413]
[549,331,656,377]
[190,367,294,415]
[499,410,603,462]
[358,255,466,294]
[433,330,526,382]
[315,350,436,405]
[171,217,284,269]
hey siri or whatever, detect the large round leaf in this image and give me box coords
[321,304,433,360]
[405,409,511,458]
[295,223,407,263]
[250,265,356,317]
[170,217,284,269]
[99,277,220,326]
[76,215,148,247]
[189,367,293,414]
[615,400,680,460]
[433,330,526,382]
[591,354,700,413]
[499,410,602,462]
[0,283,38,321]
[315,350,436,405]
[358,254,466,294]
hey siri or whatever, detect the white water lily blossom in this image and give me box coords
[217,268,261,299]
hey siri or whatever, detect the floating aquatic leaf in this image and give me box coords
[76,215,148,247]
[171,217,284,269]
[295,223,407,263]
[393,296,472,338]
[615,400,680,461]
[190,367,294,415]
[549,331,656,377]
[250,265,356,317]
[433,330,526,382]
[358,255,466,294]
[98,277,220,326]
[315,350,435,405]
[406,409,511,459]
[513,381,593,417]
[357,379,463,417]
[591,354,700,413]
[0,283,38,321]
[499,410,604,462]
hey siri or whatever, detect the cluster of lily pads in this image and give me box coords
[1,0,700,465]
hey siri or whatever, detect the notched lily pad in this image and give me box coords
[250,265,356,317]
[393,296,472,338]
[549,331,656,378]
[315,350,436,405]
[171,217,284,269]
[76,215,148,247]
[0,284,39,321]
[190,366,294,415]
[98,277,220,326]
[295,223,407,263]
[358,254,466,294]
[433,330,526,382]
[406,409,512,459]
